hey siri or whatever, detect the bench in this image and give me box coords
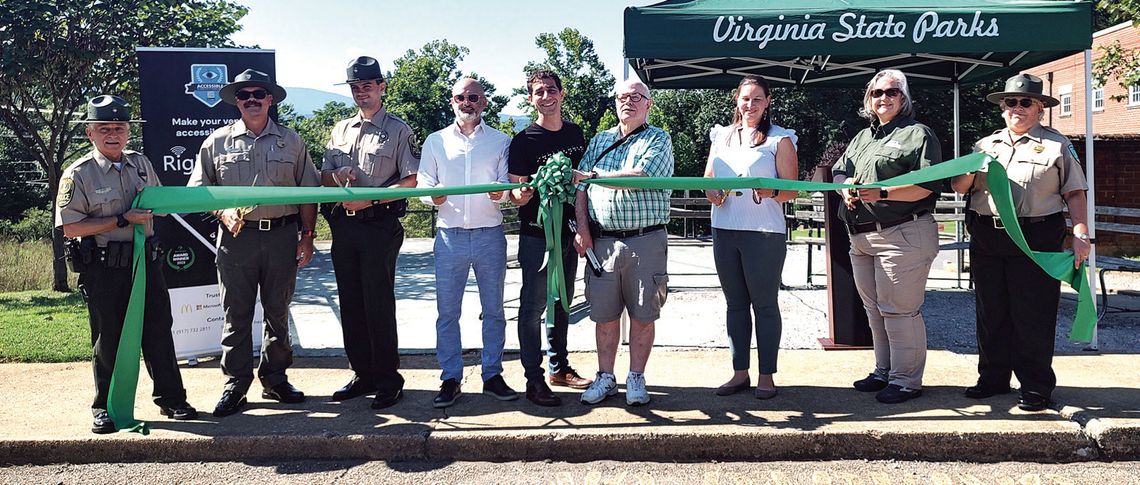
[1088,205,1140,318]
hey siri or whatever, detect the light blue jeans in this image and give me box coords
[433,225,507,382]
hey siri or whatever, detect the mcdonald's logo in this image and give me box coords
[180,304,194,314]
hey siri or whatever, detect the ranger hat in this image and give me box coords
[70,95,145,123]
[986,74,1059,108]
[219,69,287,105]
[339,56,384,84]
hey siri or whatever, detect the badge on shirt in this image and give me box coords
[378,130,389,144]
[1033,144,1044,153]
[885,140,903,149]
[57,176,74,207]
[276,138,286,149]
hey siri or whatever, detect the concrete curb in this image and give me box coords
[0,429,1106,465]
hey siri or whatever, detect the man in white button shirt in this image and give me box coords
[417,78,514,408]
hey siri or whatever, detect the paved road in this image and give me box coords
[3,459,1137,484]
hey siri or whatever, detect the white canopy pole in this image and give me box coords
[1083,49,1099,350]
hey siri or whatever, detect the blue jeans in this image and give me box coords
[434,226,507,382]
[517,234,579,382]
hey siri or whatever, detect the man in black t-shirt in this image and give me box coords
[508,70,592,406]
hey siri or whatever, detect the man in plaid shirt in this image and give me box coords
[573,79,674,407]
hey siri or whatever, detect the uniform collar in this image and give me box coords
[233,117,283,139]
[1001,124,1045,146]
[92,149,135,173]
[871,115,911,137]
[352,108,388,129]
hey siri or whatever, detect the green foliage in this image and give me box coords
[648,89,732,177]
[0,290,88,362]
[278,101,356,167]
[0,0,248,291]
[0,208,53,242]
[1093,0,1140,97]
[384,40,509,142]
[515,28,616,140]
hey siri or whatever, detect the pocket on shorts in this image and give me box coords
[652,273,669,307]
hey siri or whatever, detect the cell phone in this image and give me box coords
[568,220,604,277]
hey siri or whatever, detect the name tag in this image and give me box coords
[885,140,904,149]
[95,187,112,194]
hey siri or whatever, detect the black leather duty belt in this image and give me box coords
[243,214,298,231]
[973,211,1061,229]
[847,211,929,235]
[597,224,665,239]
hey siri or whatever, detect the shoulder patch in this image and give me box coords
[1067,144,1081,163]
[57,176,74,207]
[408,132,421,159]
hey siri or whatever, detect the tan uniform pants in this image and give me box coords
[849,215,938,389]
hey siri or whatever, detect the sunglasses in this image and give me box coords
[235,89,269,101]
[1003,97,1037,109]
[870,88,902,99]
[453,94,482,103]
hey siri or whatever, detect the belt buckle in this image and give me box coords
[258,219,272,231]
[346,208,356,217]
[992,216,1004,229]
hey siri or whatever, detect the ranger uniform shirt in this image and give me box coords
[970,124,1088,217]
[832,115,943,225]
[55,149,158,246]
[322,109,419,187]
[187,118,320,220]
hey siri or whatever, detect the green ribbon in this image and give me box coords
[108,151,1095,432]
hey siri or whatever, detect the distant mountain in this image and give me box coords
[283,87,352,116]
[500,114,533,132]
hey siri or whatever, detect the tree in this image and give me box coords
[516,28,616,140]
[647,89,731,177]
[278,101,356,166]
[0,0,247,291]
[383,40,509,142]
[1093,0,1140,99]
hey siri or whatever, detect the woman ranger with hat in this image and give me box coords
[56,95,197,433]
[951,74,1090,412]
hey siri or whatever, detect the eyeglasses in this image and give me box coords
[870,88,902,99]
[453,94,482,103]
[1003,97,1036,109]
[616,93,647,103]
[235,89,269,101]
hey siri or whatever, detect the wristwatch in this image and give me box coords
[589,170,599,180]
[115,214,130,228]
[1074,233,1091,242]
[299,228,315,239]
[878,189,889,200]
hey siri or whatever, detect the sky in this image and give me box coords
[230,0,656,115]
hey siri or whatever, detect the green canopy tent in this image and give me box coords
[623,0,1102,346]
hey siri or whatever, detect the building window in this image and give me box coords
[1058,84,1072,116]
[1130,85,1140,106]
[1093,83,1105,112]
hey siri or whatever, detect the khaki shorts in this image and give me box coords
[585,229,669,322]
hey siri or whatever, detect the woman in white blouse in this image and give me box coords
[703,75,799,399]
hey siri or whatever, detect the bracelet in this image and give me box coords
[299,228,315,238]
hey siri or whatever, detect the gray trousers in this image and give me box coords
[216,222,299,392]
[849,216,938,389]
[712,228,785,374]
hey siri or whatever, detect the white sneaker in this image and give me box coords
[626,372,650,406]
[580,372,618,404]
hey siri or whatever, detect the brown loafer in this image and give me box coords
[548,369,592,390]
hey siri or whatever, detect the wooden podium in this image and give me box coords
[811,166,873,350]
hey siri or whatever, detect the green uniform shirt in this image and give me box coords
[55,149,158,246]
[576,124,675,231]
[832,115,943,225]
[970,124,1087,217]
[187,118,320,220]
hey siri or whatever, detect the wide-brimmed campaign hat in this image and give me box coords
[70,95,145,123]
[986,74,1059,108]
[338,56,384,84]
[219,69,287,105]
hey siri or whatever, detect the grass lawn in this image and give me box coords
[0,290,89,363]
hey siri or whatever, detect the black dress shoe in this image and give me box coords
[1018,391,1052,411]
[853,373,889,392]
[370,389,403,410]
[332,376,377,401]
[434,379,462,408]
[482,374,519,401]
[91,411,115,434]
[159,402,199,420]
[876,384,923,404]
[964,384,1011,399]
[213,389,248,417]
[525,380,562,407]
[262,382,306,404]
